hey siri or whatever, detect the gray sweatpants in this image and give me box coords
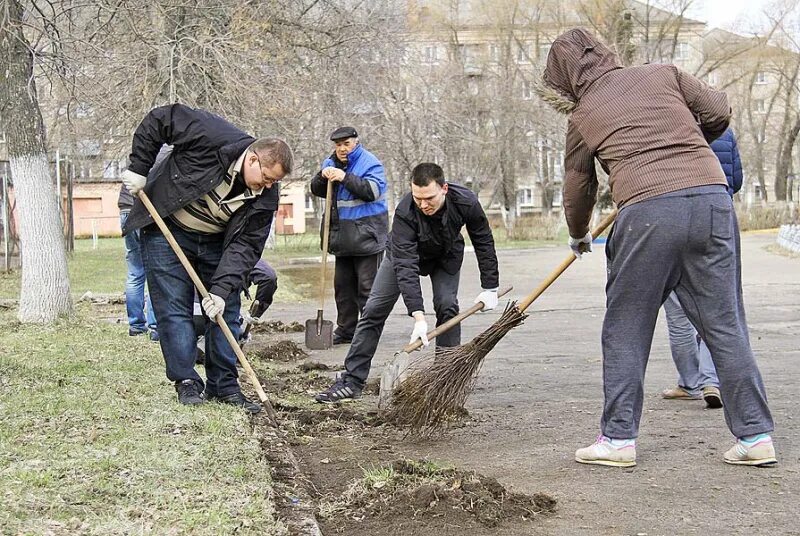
[601,185,773,439]
[342,253,461,386]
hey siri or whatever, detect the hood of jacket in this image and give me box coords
[539,28,622,114]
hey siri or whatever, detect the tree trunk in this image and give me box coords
[539,139,553,214]
[775,115,800,202]
[0,0,73,322]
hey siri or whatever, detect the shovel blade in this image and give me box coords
[305,317,333,350]
[378,351,411,408]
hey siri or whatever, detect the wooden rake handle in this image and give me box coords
[517,209,618,313]
[137,191,278,427]
[319,180,334,310]
[401,285,514,353]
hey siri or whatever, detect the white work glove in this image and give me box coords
[409,312,429,347]
[202,293,225,318]
[121,169,147,195]
[242,311,263,325]
[474,288,499,311]
[568,231,593,259]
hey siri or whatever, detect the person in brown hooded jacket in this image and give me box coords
[540,28,775,468]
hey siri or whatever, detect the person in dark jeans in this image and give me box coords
[118,185,157,340]
[315,163,500,403]
[310,127,388,344]
[194,258,278,362]
[120,104,293,412]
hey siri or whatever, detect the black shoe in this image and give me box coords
[129,328,148,336]
[315,377,362,403]
[333,336,352,345]
[149,330,160,342]
[208,391,262,414]
[175,379,205,406]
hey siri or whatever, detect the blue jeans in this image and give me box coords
[120,212,156,333]
[141,222,242,396]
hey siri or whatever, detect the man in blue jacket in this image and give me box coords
[120,104,293,412]
[310,127,389,344]
[661,127,743,408]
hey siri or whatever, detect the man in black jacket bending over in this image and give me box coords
[120,104,293,412]
[316,162,500,403]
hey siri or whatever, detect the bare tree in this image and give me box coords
[0,0,72,322]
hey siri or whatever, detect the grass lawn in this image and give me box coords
[0,305,284,535]
[0,239,291,534]
[0,237,310,302]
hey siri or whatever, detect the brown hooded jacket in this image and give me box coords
[542,28,730,238]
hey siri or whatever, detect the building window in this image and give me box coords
[75,103,94,119]
[538,43,552,61]
[304,193,314,211]
[517,43,529,63]
[517,188,534,206]
[553,187,563,206]
[522,80,533,100]
[675,42,689,61]
[756,71,768,84]
[424,45,438,63]
[489,43,500,63]
[102,160,120,180]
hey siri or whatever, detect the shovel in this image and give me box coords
[378,285,513,407]
[305,179,334,350]
[238,299,260,349]
[136,191,278,427]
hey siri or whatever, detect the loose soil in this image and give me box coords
[249,340,309,362]
[251,320,306,334]
[259,234,799,535]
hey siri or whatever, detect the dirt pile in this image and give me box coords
[251,320,305,333]
[249,340,308,361]
[318,458,556,529]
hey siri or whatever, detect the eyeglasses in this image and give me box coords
[253,151,283,187]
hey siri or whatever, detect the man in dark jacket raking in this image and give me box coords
[121,104,293,412]
[540,28,774,467]
[315,163,500,403]
[310,127,388,344]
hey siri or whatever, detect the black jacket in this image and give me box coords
[122,104,279,299]
[389,182,499,315]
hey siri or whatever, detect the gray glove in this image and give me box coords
[202,293,225,318]
[568,232,593,259]
[121,170,146,195]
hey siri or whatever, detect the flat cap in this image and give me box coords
[330,126,358,141]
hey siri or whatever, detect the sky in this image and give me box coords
[691,0,770,28]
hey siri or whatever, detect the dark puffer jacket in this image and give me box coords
[710,128,743,196]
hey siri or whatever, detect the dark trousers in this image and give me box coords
[601,185,773,439]
[333,252,383,341]
[343,253,460,386]
[141,223,242,397]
